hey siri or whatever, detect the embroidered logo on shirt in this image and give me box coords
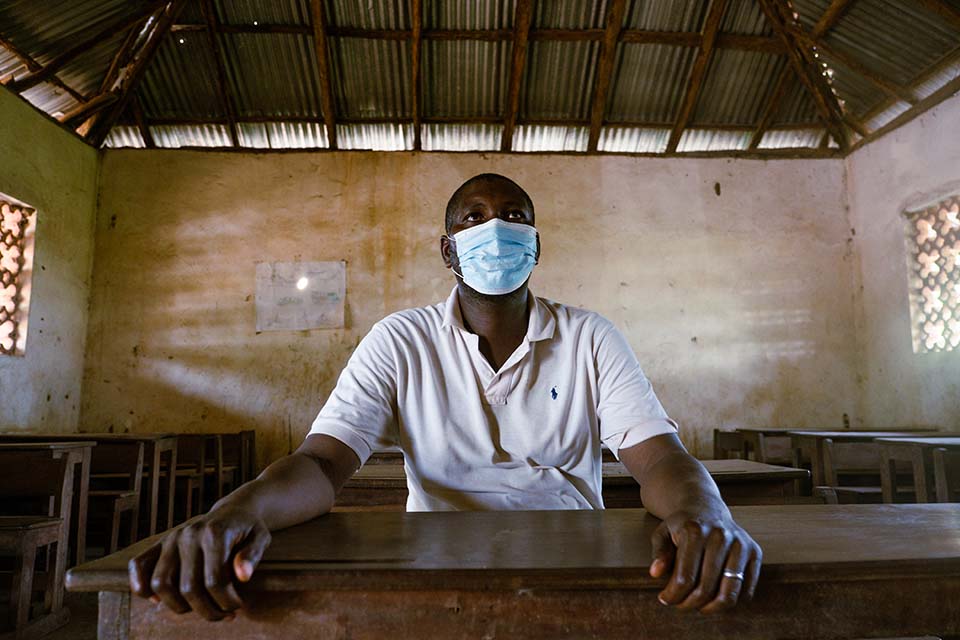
[551,386,558,400]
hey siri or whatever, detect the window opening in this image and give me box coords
[0,195,37,356]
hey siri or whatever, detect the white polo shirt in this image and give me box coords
[309,287,677,511]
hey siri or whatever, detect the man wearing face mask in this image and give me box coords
[129,173,762,621]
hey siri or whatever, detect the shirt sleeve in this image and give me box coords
[308,321,399,465]
[594,319,678,458]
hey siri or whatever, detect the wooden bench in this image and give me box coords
[89,442,144,554]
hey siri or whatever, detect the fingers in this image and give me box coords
[179,524,232,621]
[129,542,162,600]
[657,521,705,606]
[150,532,191,614]
[677,528,733,612]
[233,521,272,583]
[648,521,676,579]
[742,545,762,602]
[201,525,245,613]
[698,538,748,615]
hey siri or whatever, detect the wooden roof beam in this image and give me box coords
[411,0,422,150]
[811,0,857,38]
[0,32,90,104]
[666,0,730,153]
[89,0,192,147]
[310,0,338,149]
[757,0,850,150]
[913,0,960,32]
[749,64,794,149]
[6,1,167,94]
[60,91,119,128]
[586,0,627,152]
[201,0,239,147]
[501,0,534,152]
[131,94,155,148]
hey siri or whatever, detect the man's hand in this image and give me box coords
[128,506,271,621]
[649,510,762,614]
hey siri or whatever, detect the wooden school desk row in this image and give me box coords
[713,427,960,503]
[0,431,255,639]
[66,505,960,640]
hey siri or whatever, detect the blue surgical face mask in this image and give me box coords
[448,218,539,296]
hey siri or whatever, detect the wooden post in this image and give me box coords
[310,0,338,149]
[500,0,534,152]
[586,0,627,152]
[201,0,239,146]
[411,0,422,150]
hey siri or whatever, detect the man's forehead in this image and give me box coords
[458,181,529,207]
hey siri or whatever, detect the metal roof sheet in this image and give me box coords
[597,126,669,153]
[220,33,322,118]
[719,0,773,36]
[150,123,233,147]
[532,0,606,29]
[103,125,146,148]
[336,123,413,150]
[816,49,886,118]
[772,73,820,125]
[19,83,81,118]
[330,37,410,118]
[423,40,511,118]
[914,56,960,101]
[607,44,697,124]
[424,0,516,30]
[757,127,823,149]
[864,100,911,131]
[422,123,503,150]
[215,0,310,26]
[676,127,751,152]
[623,0,709,31]
[237,120,328,148]
[512,124,589,151]
[693,49,786,125]
[325,0,408,29]
[520,40,599,121]
[138,33,226,120]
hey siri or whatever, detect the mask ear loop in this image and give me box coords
[446,235,465,278]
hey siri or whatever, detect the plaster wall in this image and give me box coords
[85,151,854,462]
[0,88,99,431]
[845,92,960,430]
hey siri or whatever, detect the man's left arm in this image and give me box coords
[619,433,762,614]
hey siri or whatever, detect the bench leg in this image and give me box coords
[10,537,37,630]
[110,503,122,554]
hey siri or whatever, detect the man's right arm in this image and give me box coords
[128,434,360,621]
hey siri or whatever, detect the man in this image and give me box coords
[130,173,762,620]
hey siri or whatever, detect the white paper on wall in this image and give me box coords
[255,261,345,331]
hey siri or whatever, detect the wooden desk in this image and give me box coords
[733,428,808,465]
[875,436,960,503]
[337,460,810,509]
[787,430,940,487]
[0,440,94,566]
[66,505,960,640]
[0,433,178,537]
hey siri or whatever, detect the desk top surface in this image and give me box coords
[66,504,960,593]
[787,430,943,441]
[874,436,960,447]
[0,440,96,450]
[0,432,175,442]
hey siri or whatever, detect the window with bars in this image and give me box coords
[0,196,36,356]
[905,194,960,353]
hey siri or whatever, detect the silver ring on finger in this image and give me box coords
[722,569,745,581]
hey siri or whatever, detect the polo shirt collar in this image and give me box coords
[441,286,556,342]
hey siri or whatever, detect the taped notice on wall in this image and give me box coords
[255,260,345,331]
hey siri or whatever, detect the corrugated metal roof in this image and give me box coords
[597,126,669,153]
[693,49,786,125]
[533,0,606,29]
[330,37,410,118]
[325,0,408,29]
[914,56,960,101]
[216,0,310,26]
[423,40,511,118]
[422,123,503,150]
[757,128,823,149]
[623,0,709,31]
[103,125,146,148]
[20,83,81,118]
[521,40,598,121]
[221,33,322,118]
[772,74,819,125]
[719,0,772,36]
[425,0,516,30]
[150,123,232,147]
[512,124,588,151]
[864,100,911,131]
[56,30,125,99]
[676,128,751,152]
[237,121,328,148]
[816,49,886,118]
[607,44,697,124]
[336,123,413,150]
[139,34,225,120]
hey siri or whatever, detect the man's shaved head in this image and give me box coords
[445,173,535,234]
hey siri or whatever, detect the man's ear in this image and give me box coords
[440,235,453,268]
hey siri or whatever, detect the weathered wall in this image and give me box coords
[846,92,960,430]
[85,151,854,462]
[0,88,99,431]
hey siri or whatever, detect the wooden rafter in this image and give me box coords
[310,0,338,149]
[89,0,192,147]
[913,0,960,32]
[60,91,119,127]
[748,64,795,149]
[200,0,239,146]
[757,0,850,150]
[586,0,627,152]
[6,2,167,94]
[811,0,856,38]
[666,0,730,153]
[0,32,89,103]
[411,0,422,150]
[132,94,155,148]
[501,0,534,152]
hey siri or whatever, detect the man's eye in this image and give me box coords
[465,212,483,221]
[506,211,524,219]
